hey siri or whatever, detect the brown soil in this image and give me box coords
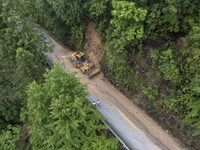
[84,23,104,69]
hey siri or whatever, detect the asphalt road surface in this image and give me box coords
[44,34,185,150]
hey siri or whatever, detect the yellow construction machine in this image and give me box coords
[70,51,85,68]
[70,51,100,78]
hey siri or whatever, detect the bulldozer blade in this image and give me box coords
[87,68,101,78]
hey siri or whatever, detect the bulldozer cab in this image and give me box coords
[71,51,86,63]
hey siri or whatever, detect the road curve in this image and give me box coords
[44,33,185,150]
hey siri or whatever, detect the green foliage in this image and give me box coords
[186,25,200,51]
[0,118,8,133]
[138,0,179,36]
[34,0,67,39]
[110,0,147,48]
[23,65,118,150]
[183,75,200,128]
[177,0,200,32]
[100,0,147,88]
[139,0,200,36]
[151,49,181,85]
[0,125,20,150]
[160,0,179,32]
[142,85,159,102]
[106,52,132,86]
[47,0,83,26]
[32,0,85,48]
[84,0,110,18]
[179,25,200,136]
[68,24,85,49]
[0,0,51,125]
[159,25,200,137]
[185,25,200,76]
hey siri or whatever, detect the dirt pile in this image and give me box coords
[84,23,104,69]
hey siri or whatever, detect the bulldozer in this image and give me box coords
[70,51,86,68]
[70,51,100,78]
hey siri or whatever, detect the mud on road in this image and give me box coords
[45,33,185,150]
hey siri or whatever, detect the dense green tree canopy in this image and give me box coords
[23,65,117,150]
[0,125,20,150]
[0,0,50,125]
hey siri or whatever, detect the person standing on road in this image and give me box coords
[92,101,96,106]
[97,100,100,106]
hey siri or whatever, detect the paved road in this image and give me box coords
[44,34,184,150]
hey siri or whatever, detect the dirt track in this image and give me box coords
[45,34,185,150]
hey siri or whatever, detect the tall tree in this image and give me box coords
[110,0,147,49]
[22,65,117,150]
[0,125,20,150]
[0,0,50,126]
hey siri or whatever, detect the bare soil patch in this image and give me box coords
[84,23,104,69]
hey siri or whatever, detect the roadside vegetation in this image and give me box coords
[0,0,117,149]
[22,65,118,150]
[0,0,200,149]
[23,0,199,149]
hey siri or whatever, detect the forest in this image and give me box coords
[0,0,200,149]
[0,0,117,149]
